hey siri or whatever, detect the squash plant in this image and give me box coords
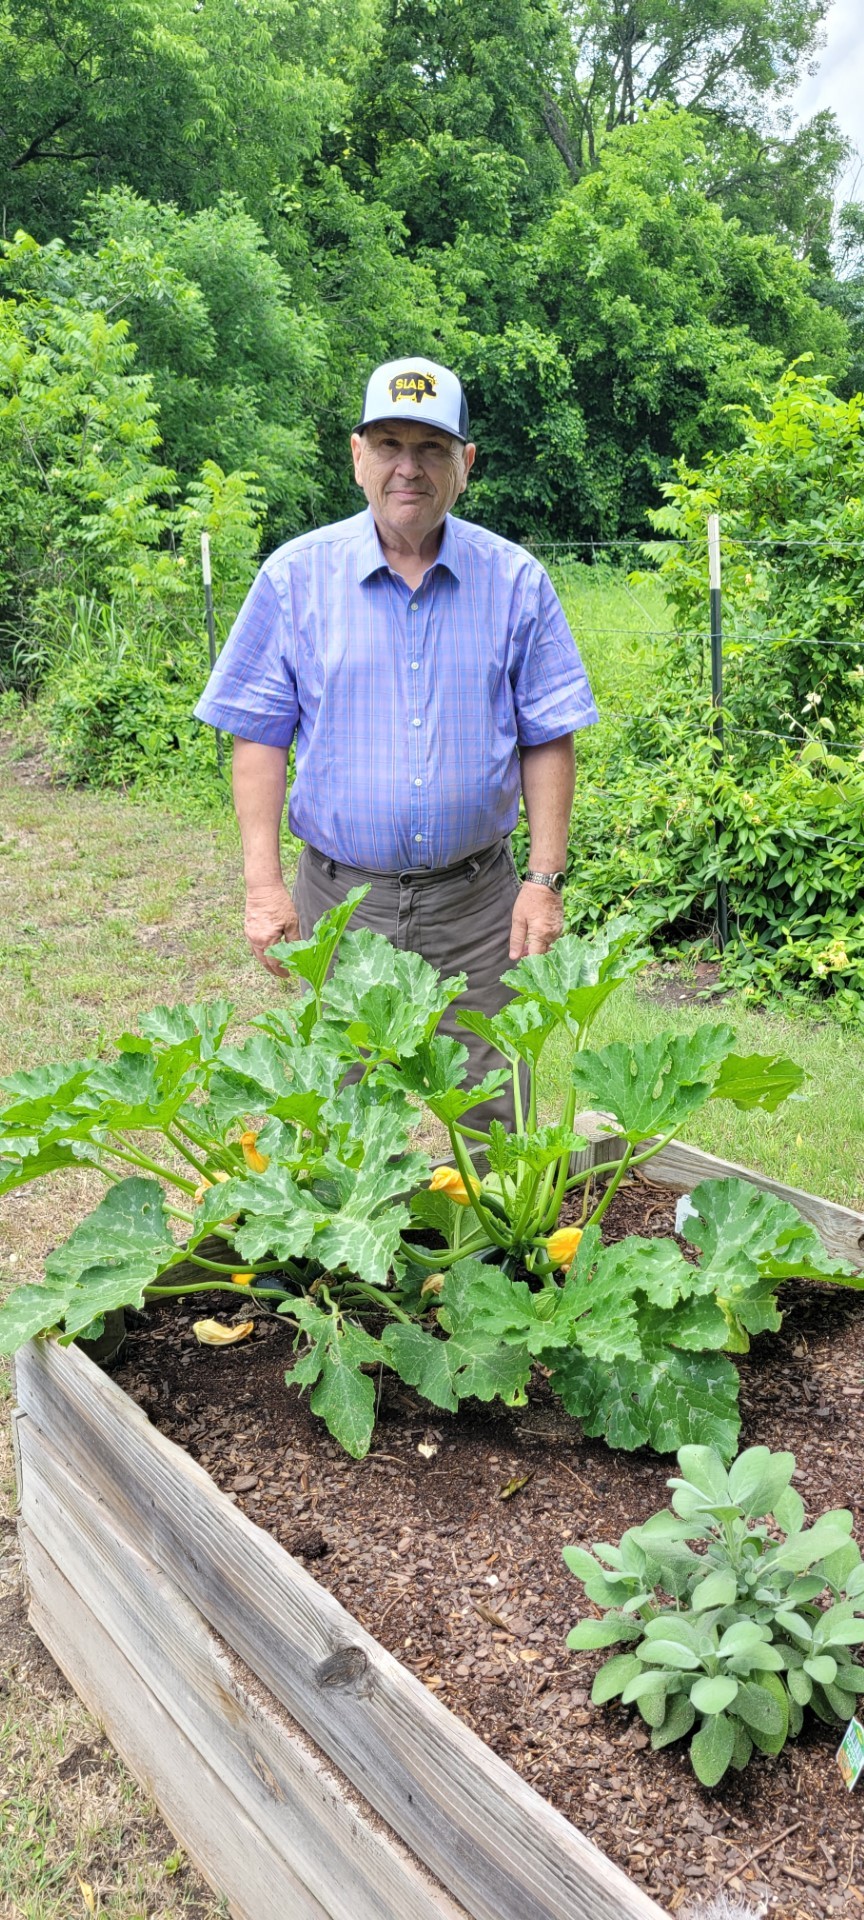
[0,897,859,1459]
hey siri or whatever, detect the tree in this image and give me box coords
[549,0,832,177]
[0,0,351,237]
[523,108,848,534]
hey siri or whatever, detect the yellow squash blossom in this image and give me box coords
[429,1165,480,1207]
[546,1226,583,1269]
[194,1169,231,1204]
[231,1272,254,1287]
[240,1130,270,1173]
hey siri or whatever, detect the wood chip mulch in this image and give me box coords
[113,1176,864,1919]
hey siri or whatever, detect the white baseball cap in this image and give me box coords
[356,356,470,442]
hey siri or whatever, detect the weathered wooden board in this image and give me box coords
[14,1338,669,1920]
[644,1138,864,1267]
[17,1415,467,1920]
[23,1526,331,1920]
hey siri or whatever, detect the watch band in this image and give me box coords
[525,868,566,893]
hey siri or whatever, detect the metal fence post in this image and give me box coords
[707,513,729,950]
[201,532,224,777]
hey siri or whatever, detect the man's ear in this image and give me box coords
[350,431,365,485]
[459,443,477,493]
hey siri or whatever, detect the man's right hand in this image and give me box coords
[244,882,300,976]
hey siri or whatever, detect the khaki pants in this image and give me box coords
[293,838,524,1134]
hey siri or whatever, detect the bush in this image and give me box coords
[560,696,864,1016]
[565,1442,864,1786]
[645,364,864,739]
[41,600,223,801]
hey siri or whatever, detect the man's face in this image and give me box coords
[351,419,476,545]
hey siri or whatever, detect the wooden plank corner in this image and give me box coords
[15,1335,669,1920]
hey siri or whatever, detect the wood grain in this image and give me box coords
[17,1414,467,1920]
[22,1525,332,1920]
[15,1338,669,1920]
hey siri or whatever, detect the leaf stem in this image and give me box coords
[448,1127,510,1248]
[105,1139,198,1194]
[586,1142,634,1229]
[143,1280,291,1300]
[343,1282,413,1324]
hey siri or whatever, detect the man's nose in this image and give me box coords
[394,443,423,473]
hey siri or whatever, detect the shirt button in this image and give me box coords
[414,833,422,842]
[412,717,421,727]
[414,777,422,787]
[411,660,420,670]
[410,601,418,612]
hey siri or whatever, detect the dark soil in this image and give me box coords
[113,1175,864,1919]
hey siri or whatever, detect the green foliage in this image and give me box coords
[563,675,864,1015]
[565,1443,864,1784]
[647,364,864,734]
[71,190,326,537]
[0,902,854,1463]
[528,110,848,537]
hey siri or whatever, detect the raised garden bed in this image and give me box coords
[12,1135,864,1920]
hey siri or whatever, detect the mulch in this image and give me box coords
[112,1175,864,1919]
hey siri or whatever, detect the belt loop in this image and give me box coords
[326,857,336,879]
[466,855,481,882]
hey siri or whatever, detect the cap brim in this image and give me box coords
[356,413,467,443]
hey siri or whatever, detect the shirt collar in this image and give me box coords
[356,508,462,584]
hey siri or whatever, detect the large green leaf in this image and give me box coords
[502,919,650,1038]
[380,1037,509,1124]
[286,1298,385,1459]
[136,998,233,1059]
[57,1262,158,1341]
[324,929,465,1047]
[684,1177,848,1281]
[0,1057,97,1126]
[267,886,369,997]
[44,1177,175,1287]
[550,1348,741,1458]
[0,1178,177,1355]
[457,999,557,1068]
[710,1051,805,1112]
[0,1138,103,1197]
[315,1211,408,1291]
[382,1322,459,1411]
[0,1281,79,1354]
[570,1028,736,1144]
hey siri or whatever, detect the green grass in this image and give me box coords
[552,559,673,726]
[539,977,864,1209]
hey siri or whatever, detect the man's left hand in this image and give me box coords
[509,881,564,960]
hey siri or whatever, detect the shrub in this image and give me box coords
[559,697,864,1016]
[645,364,864,739]
[565,1443,864,1785]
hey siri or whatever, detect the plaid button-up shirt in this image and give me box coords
[195,508,598,871]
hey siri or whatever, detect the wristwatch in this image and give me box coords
[525,868,567,893]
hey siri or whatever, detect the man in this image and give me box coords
[194,356,598,1122]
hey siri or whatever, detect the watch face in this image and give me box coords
[552,871,566,892]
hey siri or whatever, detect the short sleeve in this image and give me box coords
[194,569,299,746]
[510,568,599,746]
